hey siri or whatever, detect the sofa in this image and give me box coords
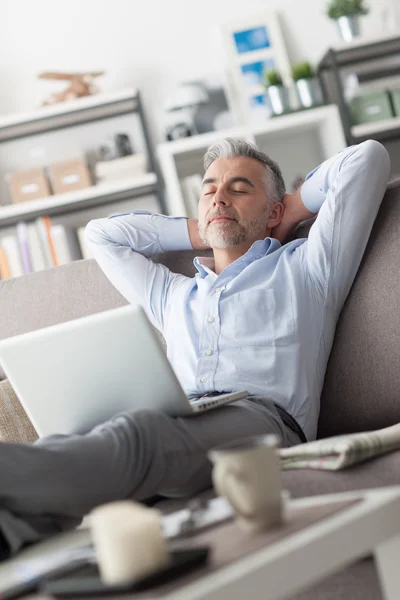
[0,179,400,599]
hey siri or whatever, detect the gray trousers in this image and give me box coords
[0,397,301,555]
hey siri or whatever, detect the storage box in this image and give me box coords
[348,91,393,125]
[94,153,147,183]
[9,168,51,204]
[390,88,400,117]
[49,159,92,195]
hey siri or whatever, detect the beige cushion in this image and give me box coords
[0,379,38,443]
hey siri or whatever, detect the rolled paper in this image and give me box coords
[90,500,169,585]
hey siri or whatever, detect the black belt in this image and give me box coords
[274,404,308,444]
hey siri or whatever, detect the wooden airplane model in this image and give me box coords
[38,71,105,105]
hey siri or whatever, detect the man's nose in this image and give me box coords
[213,187,230,206]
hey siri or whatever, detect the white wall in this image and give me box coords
[0,0,397,143]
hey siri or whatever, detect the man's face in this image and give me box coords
[198,156,277,249]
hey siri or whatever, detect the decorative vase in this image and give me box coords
[267,85,291,116]
[295,78,324,109]
[337,15,361,42]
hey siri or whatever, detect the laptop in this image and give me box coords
[0,305,248,437]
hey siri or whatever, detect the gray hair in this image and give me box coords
[203,138,285,203]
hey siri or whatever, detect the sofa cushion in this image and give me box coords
[282,448,400,498]
[0,380,38,443]
[0,259,128,380]
[318,180,400,438]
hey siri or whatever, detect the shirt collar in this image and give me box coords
[194,237,281,278]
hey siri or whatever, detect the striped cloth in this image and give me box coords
[280,423,400,470]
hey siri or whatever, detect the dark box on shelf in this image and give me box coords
[348,91,393,125]
[49,159,92,195]
[10,168,51,203]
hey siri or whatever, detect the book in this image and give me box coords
[51,225,82,265]
[27,223,47,272]
[42,216,59,266]
[16,222,32,274]
[1,235,24,278]
[0,246,11,279]
[77,227,93,260]
[35,217,55,268]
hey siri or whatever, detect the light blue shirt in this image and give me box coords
[85,141,390,441]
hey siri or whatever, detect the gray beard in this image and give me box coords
[199,212,269,249]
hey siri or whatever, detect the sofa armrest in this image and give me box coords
[0,380,38,443]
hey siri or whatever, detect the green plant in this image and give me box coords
[327,0,369,19]
[265,69,283,87]
[292,62,315,81]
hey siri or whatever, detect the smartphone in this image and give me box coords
[41,546,210,597]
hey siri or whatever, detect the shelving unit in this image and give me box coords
[0,88,165,227]
[0,88,166,278]
[317,34,400,145]
[158,104,346,217]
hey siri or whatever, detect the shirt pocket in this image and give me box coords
[233,288,296,347]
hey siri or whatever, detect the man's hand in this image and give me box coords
[271,188,316,244]
[187,219,211,251]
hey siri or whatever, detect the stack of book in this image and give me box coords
[180,174,203,218]
[0,218,93,280]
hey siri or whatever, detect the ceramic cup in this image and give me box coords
[90,500,169,584]
[208,434,282,531]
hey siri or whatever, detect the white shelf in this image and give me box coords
[252,105,339,137]
[158,126,253,155]
[0,173,157,226]
[0,88,139,142]
[329,31,400,53]
[351,117,400,139]
[0,88,138,129]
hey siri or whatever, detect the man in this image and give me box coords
[0,138,390,557]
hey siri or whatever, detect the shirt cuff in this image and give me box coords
[300,166,326,214]
[158,216,193,252]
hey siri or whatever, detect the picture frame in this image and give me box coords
[219,14,293,124]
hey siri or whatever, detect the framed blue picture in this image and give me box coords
[241,59,276,89]
[219,14,292,124]
[233,26,270,54]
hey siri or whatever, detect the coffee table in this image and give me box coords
[1,486,400,600]
[153,486,400,600]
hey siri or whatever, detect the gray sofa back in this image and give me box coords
[318,180,400,437]
[1,181,399,438]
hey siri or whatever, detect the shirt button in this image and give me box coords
[200,376,208,383]
[204,349,213,356]
[207,316,215,323]
[215,287,222,294]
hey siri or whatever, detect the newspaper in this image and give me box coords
[279,423,400,470]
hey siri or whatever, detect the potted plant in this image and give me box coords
[326,0,369,42]
[265,69,290,116]
[291,62,323,109]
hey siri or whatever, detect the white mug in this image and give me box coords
[90,500,169,584]
[208,434,282,531]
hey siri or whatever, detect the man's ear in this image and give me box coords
[267,201,285,229]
